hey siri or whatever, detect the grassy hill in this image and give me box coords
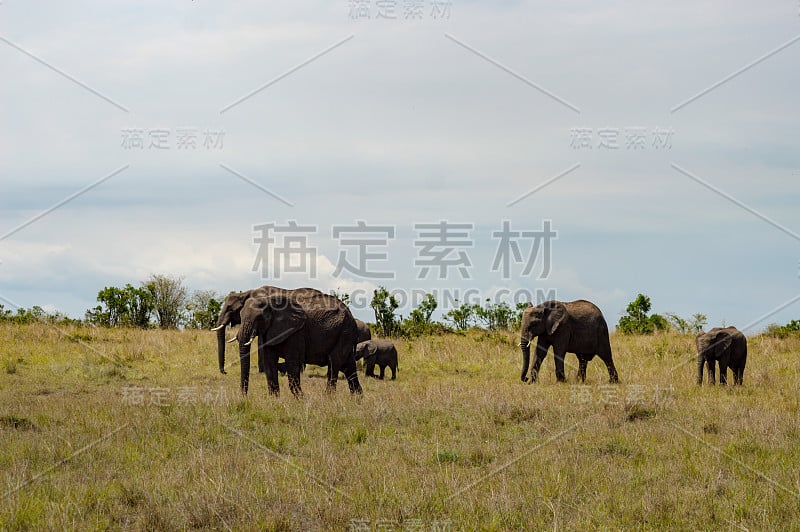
[1,323,799,530]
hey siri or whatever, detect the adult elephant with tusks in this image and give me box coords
[236,291,362,397]
[520,300,619,384]
[211,286,321,374]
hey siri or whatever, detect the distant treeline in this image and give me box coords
[1,278,797,337]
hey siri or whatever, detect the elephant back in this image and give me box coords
[289,291,358,366]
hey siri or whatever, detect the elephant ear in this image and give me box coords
[545,302,568,335]
[367,342,379,358]
[263,296,306,346]
[695,332,706,352]
[712,330,733,354]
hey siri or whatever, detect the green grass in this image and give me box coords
[1,322,799,530]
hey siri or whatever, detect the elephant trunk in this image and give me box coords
[697,354,705,385]
[217,326,227,374]
[239,319,255,350]
[520,336,531,382]
[238,319,255,394]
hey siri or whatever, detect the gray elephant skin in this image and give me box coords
[520,300,619,384]
[236,290,362,397]
[355,340,397,380]
[695,326,747,385]
[212,286,322,374]
[355,319,371,344]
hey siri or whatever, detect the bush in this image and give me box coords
[617,294,670,335]
[86,284,155,328]
[371,287,400,337]
[185,290,221,330]
[401,293,441,336]
[763,320,800,338]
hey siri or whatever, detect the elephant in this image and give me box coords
[236,290,362,397]
[355,319,371,344]
[695,327,747,385]
[355,340,398,380]
[211,286,320,374]
[520,300,619,384]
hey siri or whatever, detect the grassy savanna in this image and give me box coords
[1,323,799,530]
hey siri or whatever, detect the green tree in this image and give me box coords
[86,284,154,328]
[444,301,477,331]
[666,312,707,334]
[371,287,400,337]
[408,293,437,324]
[186,290,221,329]
[146,274,188,329]
[617,294,669,335]
[403,293,439,336]
[690,313,708,333]
[474,300,514,331]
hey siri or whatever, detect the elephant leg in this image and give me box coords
[379,364,385,380]
[285,360,303,399]
[733,363,744,385]
[365,358,376,378]
[239,346,251,395]
[530,341,549,383]
[390,364,396,380]
[597,340,619,384]
[599,355,619,384]
[257,336,265,374]
[262,346,280,397]
[326,355,339,393]
[340,356,362,395]
[707,359,716,385]
[718,360,728,385]
[577,357,588,383]
[553,350,567,383]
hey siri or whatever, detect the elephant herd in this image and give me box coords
[518,300,747,387]
[212,285,397,398]
[211,288,747,398]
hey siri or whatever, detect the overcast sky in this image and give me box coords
[1,1,799,331]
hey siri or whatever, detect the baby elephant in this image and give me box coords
[355,340,398,380]
[695,326,747,385]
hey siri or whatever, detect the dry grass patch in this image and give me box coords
[0,324,798,529]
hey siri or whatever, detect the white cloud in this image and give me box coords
[1,2,799,329]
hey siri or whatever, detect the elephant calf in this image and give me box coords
[355,340,398,380]
[696,326,747,385]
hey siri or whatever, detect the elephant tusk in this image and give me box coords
[243,338,254,347]
[227,337,238,344]
[526,340,532,348]
[211,324,226,331]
